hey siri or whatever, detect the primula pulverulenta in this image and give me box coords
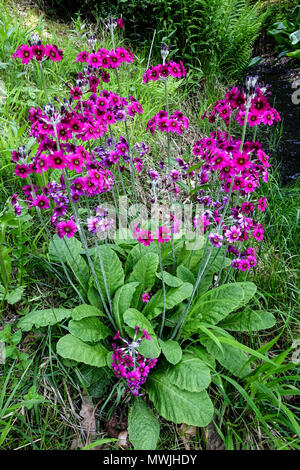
[112,328,157,396]
[10,80,144,237]
[13,33,63,64]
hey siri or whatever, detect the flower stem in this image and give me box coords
[158,243,167,338]
[38,62,48,102]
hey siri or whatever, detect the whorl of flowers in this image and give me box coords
[12,34,63,64]
[142,60,187,83]
[146,110,189,135]
[112,328,157,396]
[11,75,145,237]
[76,47,134,69]
[191,128,268,270]
[187,82,280,270]
[201,83,281,127]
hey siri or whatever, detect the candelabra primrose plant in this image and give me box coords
[12,20,279,449]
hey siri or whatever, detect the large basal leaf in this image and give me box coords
[18,308,72,331]
[218,309,276,332]
[166,353,211,392]
[49,235,89,292]
[202,333,251,378]
[68,317,111,343]
[187,283,245,326]
[56,334,108,367]
[156,271,183,288]
[143,282,193,320]
[72,304,103,321]
[159,339,182,365]
[234,282,257,309]
[93,245,124,300]
[123,308,161,358]
[181,246,205,270]
[87,284,101,309]
[146,370,214,427]
[113,282,140,333]
[176,265,195,285]
[185,346,216,369]
[128,398,160,450]
[125,243,157,275]
[162,241,185,266]
[128,252,159,309]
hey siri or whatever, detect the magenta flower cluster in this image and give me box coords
[142,60,187,83]
[146,110,189,135]
[11,54,145,238]
[76,47,134,70]
[13,38,63,65]
[112,329,157,396]
[201,85,281,127]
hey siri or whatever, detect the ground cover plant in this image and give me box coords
[0,0,299,451]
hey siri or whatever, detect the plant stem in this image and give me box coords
[158,243,167,337]
[164,78,176,271]
[39,62,48,101]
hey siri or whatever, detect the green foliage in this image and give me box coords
[166,353,211,392]
[93,245,125,301]
[18,308,72,331]
[127,252,159,308]
[128,398,160,450]
[56,334,108,367]
[147,369,214,426]
[268,5,300,60]
[159,339,182,365]
[68,317,111,342]
[142,282,193,320]
[219,309,276,331]
[71,304,103,320]
[113,282,140,334]
[151,0,267,79]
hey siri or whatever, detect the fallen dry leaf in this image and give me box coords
[80,394,97,444]
[117,431,129,448]
[178,423,197,450]
[205,418,225,451]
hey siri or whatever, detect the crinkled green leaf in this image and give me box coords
[113,282,140,334]
[72,304,103,321]
[56,334,108,367]
[176,265,195,284]
[68,317,111,342]
[93,245,124,300]
[147,370,214,426]
[125,243,157,275]
[166,353,211,391]
[187,283,244,325]
[159,339,182,365]
[218,309,276,331]
[185,346,216,369]
[128,253,159,309]
[4,286,25,305]
[128,398,160,450]
[202,333,251,378]
[143,282,193,320]
[18,308,72,331]
[49,235,89,292]
[156,271,183,287]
